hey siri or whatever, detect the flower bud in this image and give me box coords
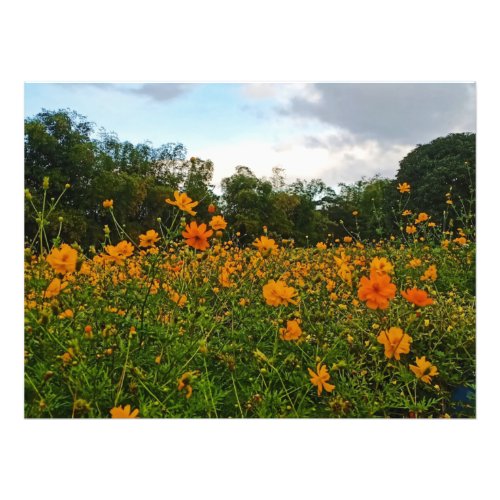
[65,183,71,189]
[25,189,32,200]
[58,216,64,222]
[43,177,49,190]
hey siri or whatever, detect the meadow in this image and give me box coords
[24,182,476,418]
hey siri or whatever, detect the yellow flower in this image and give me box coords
[46,244,78,274]
[408,258,422,268]
[397,182,411,193]
[420,264,438,282]
[376,327,412,360]
[44,278,68,298]
[279,320,302,341]
[253,235,278,255]
[343,236,353,243]
[402,210,412,216]
[209,215,227,231]
[262,280,299,307]
[316,242,327,250]
[58,309,74,319]
[409,356,438,384]
[165,191,199,216]
[415,212,429,224]
[370,257,394,275]
[102,199,113,209]
[110,404,139,418]
[406,225,417,235]
[139,229,160,248]
[308,363,335,396]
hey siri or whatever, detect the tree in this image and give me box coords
[395,133,476,224]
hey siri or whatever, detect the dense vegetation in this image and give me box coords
[25,109,475,248]
[24,109,475,418]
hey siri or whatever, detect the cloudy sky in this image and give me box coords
[24,82,476,189]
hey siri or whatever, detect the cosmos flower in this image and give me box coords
[46,244,78,274]
[401,287,434,307]
[263,280,298,307]
[279,320,302,341]
[165,191,199,216]
[182,221,213,251]
[376,327,412,360]
[308,363,335,396]
[139,229,160,248]
[398,182,411,193]
[409,356,439,384]
[110,404,139,418]
[358,271,396,310]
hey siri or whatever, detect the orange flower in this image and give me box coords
[402,209,412,216]
[357,271,396,310]
[398,182,411,193]
[182,221,213,251]
[308,363,335,396]
[178,371,199,398]
[316,242,327,250]
[253,235,278,255]
[453,236,467,245]
[401,287,434,307]
[44,278,68,298]
[370,257,394,275]
[409,356,439,384]
[46,244,78,274]
[279,320,302,341]
[415,212,429,224]
[408,258,422,268]
[343,236,353,243]
[115,240,134,257]
[58,309,74,319]
[420,264,437,282]
[110,404,139,418]
[377,327,412,360]
[139,229,160,248]
[209,215,227,231]
[406,225,417,235]
[102,199,113,208]
[207,203,216,213]
[263,280,299,307]
[165,191,199,216]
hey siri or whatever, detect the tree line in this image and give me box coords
[25,109,475,248]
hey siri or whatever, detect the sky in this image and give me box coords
[24,82,476,190]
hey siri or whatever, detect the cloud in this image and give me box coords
[241,83,322,104]
[58,82,190,102]
[193,132,413,193]
[127,83,189,101]
[281,83,476,145]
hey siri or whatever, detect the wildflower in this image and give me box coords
[165,191,199,216]
[279,320,302,341]
[208,203,216,213]
[420,264,438,282]
[428,222,437,228]
[453,236,467,245]
[110,405,139,418]
[43,177,50,190]
[44,278,68,298]
[182,221,213,251]
[343,236,353,243]
[178,371,199,398]
[370,257,394,275]
[316,242,327,250]
[60,347,75,365]
[263,280,299,307]
[408,258,422,268]
[102,199,113,209]
[253,235,278,255]
[415,212,429,224]
[397,182,411,193]
[377,327,412,360]
[409,356,439,384]
[58,309,74,319]
[46,244,78,274]
[401,287,434,307]
[116,240,134,257]
[446,199,453,205]
[406,225,417,235]
[308,363,335,396]
[357,271,396,310]
[139,229,160,248]
[352,211,359,216]
[209,215,227,231]
[402,210,412,216]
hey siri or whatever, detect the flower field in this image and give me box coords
[24,187,476,418]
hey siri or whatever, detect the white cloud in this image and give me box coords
[193,130,413,193]
[241,83,322,104]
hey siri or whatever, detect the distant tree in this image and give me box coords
[395,133,476,224]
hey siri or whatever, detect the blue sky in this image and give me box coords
[24,82,476,189]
